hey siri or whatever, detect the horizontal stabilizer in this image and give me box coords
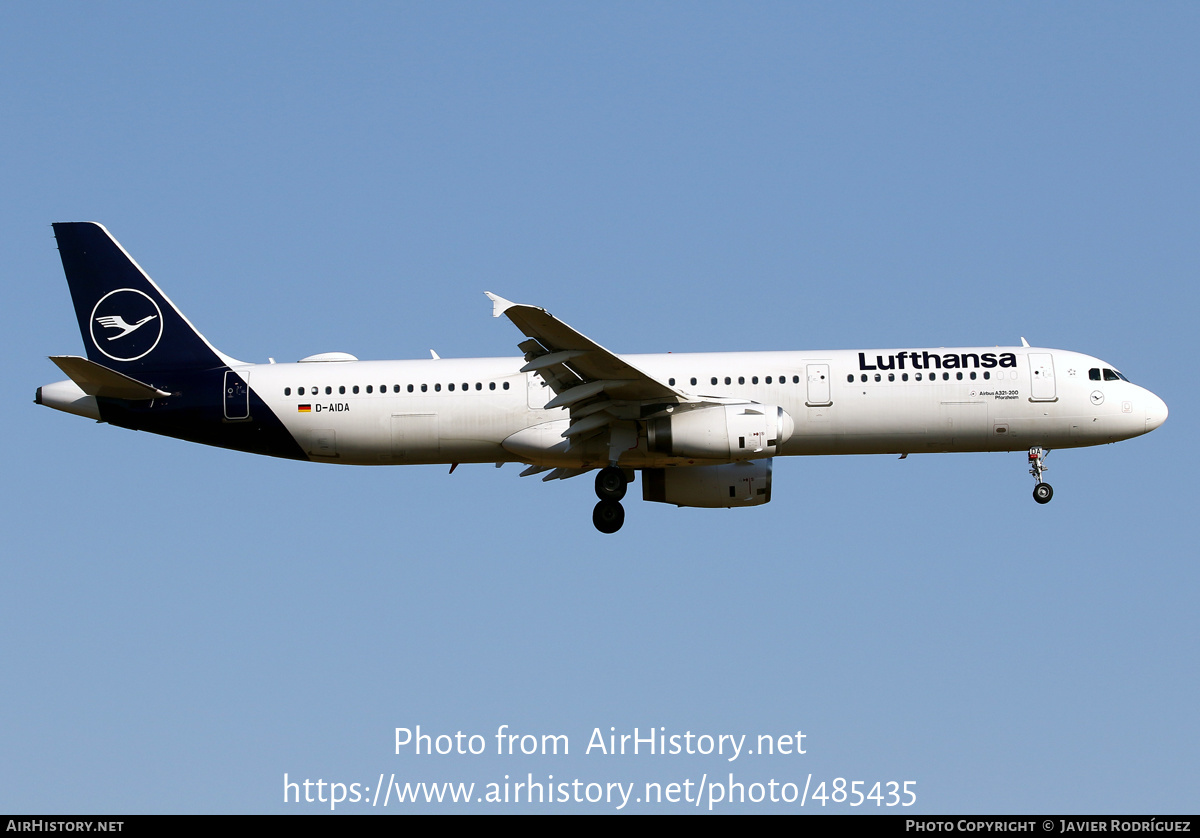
[49,355,171,400]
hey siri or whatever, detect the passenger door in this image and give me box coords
[1028,353,1056,401]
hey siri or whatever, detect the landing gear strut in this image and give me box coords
[1028,447,1053,504]
[593,467,629,532]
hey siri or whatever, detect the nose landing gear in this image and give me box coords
[593,466,629,533]
[1028,447,1053,504]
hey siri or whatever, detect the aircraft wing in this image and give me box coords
[486,293,685,405]
[486,293,694,471]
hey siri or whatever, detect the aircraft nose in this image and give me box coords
[1146,393,1168,432]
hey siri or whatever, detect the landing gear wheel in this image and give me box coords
[1027,447,1053,505]
[593,499,625,533]
[595,466,628,501]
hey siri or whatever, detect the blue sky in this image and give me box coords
[2,2,1196,813]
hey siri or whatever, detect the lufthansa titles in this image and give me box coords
[859,351,1018,371]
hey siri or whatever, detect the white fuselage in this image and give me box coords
[239,346,1166,467]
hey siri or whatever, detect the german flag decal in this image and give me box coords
[298,404,312,413]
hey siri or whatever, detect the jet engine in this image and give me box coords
[647,404,793,460]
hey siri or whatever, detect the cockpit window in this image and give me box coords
[1089,368,1101,381]
[1104,369,1121,381]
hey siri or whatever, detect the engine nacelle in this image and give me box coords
[647,404,793,460]
[642,460,773,508]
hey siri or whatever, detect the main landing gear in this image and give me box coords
[1028,447,1053,504]
[593,466,628,533]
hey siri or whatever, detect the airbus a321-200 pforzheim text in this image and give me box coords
[37,223,1168,533]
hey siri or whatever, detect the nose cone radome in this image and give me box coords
[1146,393,1168,432]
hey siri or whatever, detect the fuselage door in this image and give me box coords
[223,370,250,419]
[1028,353,1056,401]
[527,371,552,410]
[806,364,832,406]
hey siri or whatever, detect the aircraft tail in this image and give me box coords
[52,222,234,375]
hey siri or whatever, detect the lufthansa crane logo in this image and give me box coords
[95,314,157,339]
[89,288,164,362]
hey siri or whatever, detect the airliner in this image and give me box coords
[37,222,1168,533]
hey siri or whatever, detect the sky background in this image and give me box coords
[2,2,1197,814]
